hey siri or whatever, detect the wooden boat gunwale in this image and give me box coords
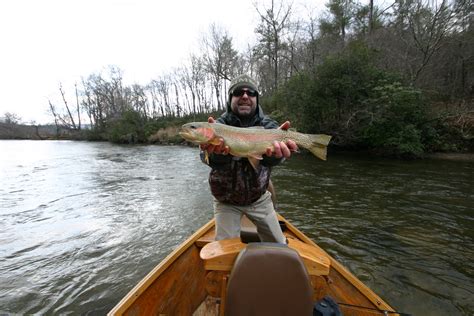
[108,219,215,315]
[281,217,393,311]
[108,215,395,315]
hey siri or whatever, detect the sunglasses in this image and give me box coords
[232,88,258,97]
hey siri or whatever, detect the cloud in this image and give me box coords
[0,0,323,124]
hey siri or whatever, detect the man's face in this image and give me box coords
[230,87,257,118]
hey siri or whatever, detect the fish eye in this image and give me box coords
[190,124,196,129]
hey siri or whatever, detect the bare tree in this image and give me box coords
[59,83,77,129]
[190,55,209,113]
[149,79,165,118]
[78,67,129,130]
[47,82,83,131]
[302,15,320,71]
[47,100,61,136]
[3,112,21,124]
[408,0,459,83]
[81,78,95,128]
[74,83,82,130]
[175,66,192,115]
[128,84,148,118]
[202,23,239,110]
[254,0,293,92]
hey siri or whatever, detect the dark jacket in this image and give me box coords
[201,104,283,206]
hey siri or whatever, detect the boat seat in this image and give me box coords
[225,243,314,316]
[200,238,330,276]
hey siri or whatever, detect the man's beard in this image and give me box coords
[236,102,255,116]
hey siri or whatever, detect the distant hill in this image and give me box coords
[0,122,78,140]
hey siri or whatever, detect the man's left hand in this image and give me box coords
[265,121,298,159]
[200,117,230,155]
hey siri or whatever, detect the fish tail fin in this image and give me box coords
[305,134,332,161]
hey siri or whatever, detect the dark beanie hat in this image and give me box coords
[228,74,259,95]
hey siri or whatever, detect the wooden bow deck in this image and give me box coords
[108,214,397,316]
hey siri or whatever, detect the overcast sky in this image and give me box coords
[0,0,325,124]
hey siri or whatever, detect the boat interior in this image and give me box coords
[110,215,397,316]
[196,217,331,315]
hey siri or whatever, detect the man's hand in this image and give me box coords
[207,117,216,124]
[200,117,230,155]
[265,121,298,159]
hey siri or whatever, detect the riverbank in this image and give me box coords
[0,122,83,140]
[326,147,474,162]
[3,121,472,161]
[426,152,474,161]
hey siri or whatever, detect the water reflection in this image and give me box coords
[0,141,213,314]
[0,141,472,315]
[273,153,473,316]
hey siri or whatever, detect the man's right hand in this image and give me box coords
[265,121,298,158]
[200,117,230,155]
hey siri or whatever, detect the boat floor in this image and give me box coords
[193,296,219,316]
[192,216,302,315]
[109,215,396,315]
[192,216,321,315]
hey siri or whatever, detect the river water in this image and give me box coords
[0,140,472,315]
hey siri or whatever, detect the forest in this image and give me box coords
[43,0,472,157]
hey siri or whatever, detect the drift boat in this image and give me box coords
[108,214,398,315]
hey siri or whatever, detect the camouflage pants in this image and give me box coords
[213,191,286,244]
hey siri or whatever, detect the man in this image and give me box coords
[200,74,297,243]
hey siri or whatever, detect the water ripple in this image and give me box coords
[276,153,473,316]
[0,142,472,315]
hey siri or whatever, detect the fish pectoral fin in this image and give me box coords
[247,154,263,170]
[248,153,263,160]
[209,138,222,145]
[248,157,260,170]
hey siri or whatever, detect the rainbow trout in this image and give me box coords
[179,122,331,165]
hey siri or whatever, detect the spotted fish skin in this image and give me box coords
[179,122,331,161]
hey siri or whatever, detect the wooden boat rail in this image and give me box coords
[108,215,398,316]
